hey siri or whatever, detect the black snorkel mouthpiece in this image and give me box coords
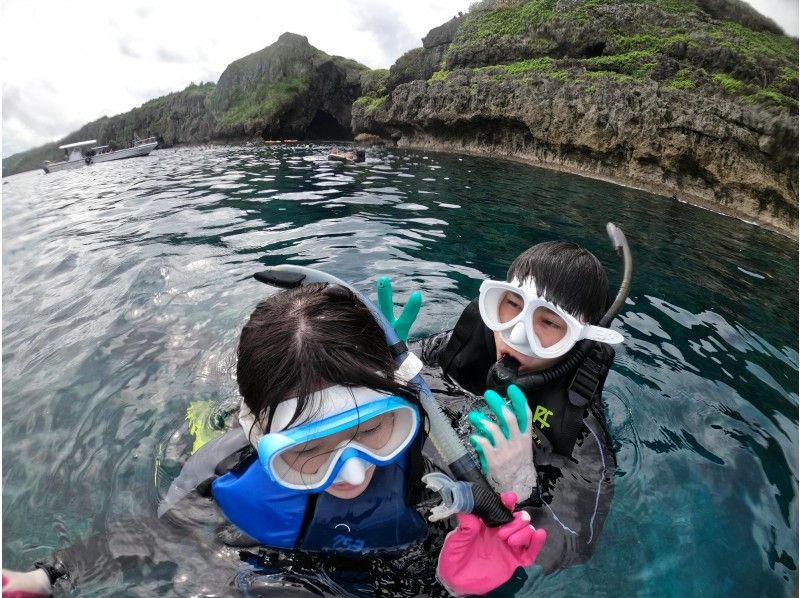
[486,351,559,396]
[487,354,521,392]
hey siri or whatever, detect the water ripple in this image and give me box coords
[2,144,797,596]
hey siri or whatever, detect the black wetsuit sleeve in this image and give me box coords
[32,429,254,592]
[33,490,227,594]
[159,427,252,515]
[413,330,453,367]
[520,404,616,574]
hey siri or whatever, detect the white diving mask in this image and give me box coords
[478,277,624,359]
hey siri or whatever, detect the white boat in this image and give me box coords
[42,139,96,173]
[89,136,158,163]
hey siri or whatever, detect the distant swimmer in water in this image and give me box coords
[328,146,366,163]
[415,223,632,573]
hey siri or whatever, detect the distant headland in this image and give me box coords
[3,0,797,238]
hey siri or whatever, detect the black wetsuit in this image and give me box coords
[33,429,451,597]
[414,299,617,574]
[31,301,615,591]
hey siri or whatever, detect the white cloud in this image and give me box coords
[2,0,796,157]
[348,0,421,63]
[1,0,471,156]
[746,0,798,36]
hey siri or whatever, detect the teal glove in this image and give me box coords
[377,276,422,342]
[467,385,537,498]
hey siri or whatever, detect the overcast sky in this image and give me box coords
[2,0,797,158]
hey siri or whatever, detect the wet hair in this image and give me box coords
[507,241,609,324]
[236,283,419,442]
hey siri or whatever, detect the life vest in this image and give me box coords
[438,299,615,456]
[211,452,427,553]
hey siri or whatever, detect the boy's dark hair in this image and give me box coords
[236,283,417,443]
[507,241,609,324]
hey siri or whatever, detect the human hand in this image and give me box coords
[377,276,422,342]
[437,491,546,596]
[468,384,537,500]
[2,568,51,597]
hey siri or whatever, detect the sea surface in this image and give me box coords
[3,144,797,596]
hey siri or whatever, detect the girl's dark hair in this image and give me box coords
[507,241,609,324]
[236,283,417,443]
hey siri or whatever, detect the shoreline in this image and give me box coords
[390,139,798,242]
[9,139,797,241]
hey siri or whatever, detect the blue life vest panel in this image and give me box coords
[212,454,309,548]
[212,454,426,553]
[302,459,427,553]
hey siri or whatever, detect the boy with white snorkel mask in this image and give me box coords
[418,227,631,572]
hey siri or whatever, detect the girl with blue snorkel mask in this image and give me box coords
[212,282,430,552]
[3,284,429,595]
[3,279,544,597]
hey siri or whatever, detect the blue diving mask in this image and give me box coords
[254,385,420,493]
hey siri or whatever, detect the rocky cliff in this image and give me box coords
[210,33,366,140]
[3,33,366,177]
[352,0,799,237]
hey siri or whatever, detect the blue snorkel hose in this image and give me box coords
[253,265,514,527]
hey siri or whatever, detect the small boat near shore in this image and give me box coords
[88,136,158,164]
[42,136,159,174]
[42,140,96,173]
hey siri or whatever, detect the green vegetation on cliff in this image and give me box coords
[364,0,797,110]
[210,33,367,133]
[353,69,390,117]
[99,82,217,146]
[457,0,558,37]
[216,78,308,124]
[354,94,388,114]
[209,33,323,122]
[352,0,798,236]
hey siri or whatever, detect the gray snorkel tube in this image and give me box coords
[486,222,633,394]
[254,265,514,527]
[601,223,633,327]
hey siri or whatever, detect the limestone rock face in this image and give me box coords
[210,32,366,140]
[352,0,799,236]
[100,84,217,148]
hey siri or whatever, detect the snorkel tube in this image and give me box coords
[486,222,633,393]
[253,265,513,527]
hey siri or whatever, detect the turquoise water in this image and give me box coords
[2,145,797,596]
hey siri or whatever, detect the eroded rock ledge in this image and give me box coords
[352,0,799,237]
[355,73,797,236]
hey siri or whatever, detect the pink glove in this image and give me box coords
[2,569,50,598]
[437,492,547,596]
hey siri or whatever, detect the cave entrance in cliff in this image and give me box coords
[305,109,352,141]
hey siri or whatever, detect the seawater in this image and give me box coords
[2,144,797,596]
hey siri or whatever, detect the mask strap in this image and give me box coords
[583,325,624,345]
